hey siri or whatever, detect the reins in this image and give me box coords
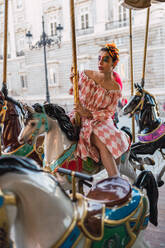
[130,89,160,117]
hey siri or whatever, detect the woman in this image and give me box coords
[69,43,129,177]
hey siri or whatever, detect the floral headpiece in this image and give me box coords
[105,43,119,68]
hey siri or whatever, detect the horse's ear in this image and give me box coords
[134,83,138,89]
[136,83,143,93]
[25,105,35,114]
[32,103,43,113]
[1,83,8,98]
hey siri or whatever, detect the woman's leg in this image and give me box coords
[91,133,120,177]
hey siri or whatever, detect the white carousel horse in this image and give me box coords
[0,156,158,248]
[18,103,141,187]
[18,103,165,191]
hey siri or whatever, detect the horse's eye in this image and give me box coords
[31,122,36,127]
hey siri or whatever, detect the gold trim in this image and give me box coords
[0,100,8,123]
[4,194,16,206]
[52,204,78,248]
[125,221,136,248]
[130,198,143,232]
[84,238,92,248]
[2,144,26,155]
[138,122,163,136]
[138,131,165,144]
[47,143,76,172]
[77,194,105,241]
[104,194,142,225]
[72,233,83,248]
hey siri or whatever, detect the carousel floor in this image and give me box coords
[144,173,165,247]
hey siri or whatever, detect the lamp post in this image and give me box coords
[26,16,63,103]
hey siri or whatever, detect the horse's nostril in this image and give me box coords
[18,137,23,144]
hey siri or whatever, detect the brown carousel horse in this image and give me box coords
[0,90,44,166]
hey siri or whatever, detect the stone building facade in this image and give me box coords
[0,0,164,114]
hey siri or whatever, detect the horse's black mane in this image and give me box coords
[0,156,41,176]
[33,103,79,141]
[1,85,25,116]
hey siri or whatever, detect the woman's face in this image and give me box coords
[98,51,113,73]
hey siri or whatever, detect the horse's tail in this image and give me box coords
[134,170,158,226]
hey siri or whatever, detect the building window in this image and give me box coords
[49,67,56,85]
[118,5,127,23]
[80,7,89,29]
[20,75,28,88]
[50,22,57,36]
[16,0,22,9]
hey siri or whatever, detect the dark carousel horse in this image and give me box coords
[123,84,165,185]
[0,90,44,166]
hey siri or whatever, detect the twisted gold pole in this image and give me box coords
[3,0,9,85]
[70,0,80,126]
[129,9,135,143]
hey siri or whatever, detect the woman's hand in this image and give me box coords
[70,66,79,84]
[74,103,92,119]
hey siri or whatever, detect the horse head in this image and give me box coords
[123,83,159,116]
[18,103,78,145]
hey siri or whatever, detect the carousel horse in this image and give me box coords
[123,83,165,184]
[18,102,165,189]
[0,90,44,166]
[18,103,146,187]
[0,156,158,248]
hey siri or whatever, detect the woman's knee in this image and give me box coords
[91,133,104,149]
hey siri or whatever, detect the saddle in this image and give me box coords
[77,196,105,240]
[87,177,132,207]
[77,177,131,240]
[121,0,151,9]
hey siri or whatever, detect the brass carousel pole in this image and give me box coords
[0,0,9,156]
[70,0,80,126]
[129,9,135,143]
[141,7,150,88]
[3,0,8,87]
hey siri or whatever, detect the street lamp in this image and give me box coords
[25,16,63,103]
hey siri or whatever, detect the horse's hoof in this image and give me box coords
[158,180,164,187]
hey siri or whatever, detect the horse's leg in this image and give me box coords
[119,150,137,183]
[91,134,119,177]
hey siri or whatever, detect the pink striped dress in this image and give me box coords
[69,71,129,162]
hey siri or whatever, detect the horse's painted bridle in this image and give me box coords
[29,108,49,144]
[0,100,8,124]
[129,89,159,116]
